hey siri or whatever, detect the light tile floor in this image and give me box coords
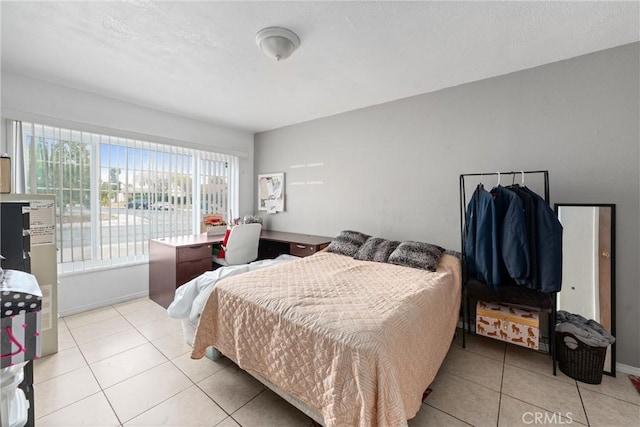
[32,297,639,426]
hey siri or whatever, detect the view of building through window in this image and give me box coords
[22,122,238,272]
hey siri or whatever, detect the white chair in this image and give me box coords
[213,223,262,266]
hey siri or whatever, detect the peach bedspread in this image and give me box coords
[192,251,461,426]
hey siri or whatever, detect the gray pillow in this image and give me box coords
[354,237,401,263]
[388,241,445,271]
[326,230,370,257]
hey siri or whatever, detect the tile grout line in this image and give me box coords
[450,342,507,363]
[47,301,219,425]
[103,304,191,425]
[503,345,574,384]
[575,384,591,427]
[90,305,209,425]
[61,303,181,425]
[82,305,125,426]
[38,315,123,425]
[192,380,234,420]
[133,302,248,424]
[502,362,592,425]
[99,302,225,425]
[34,391,107,423]
[227,388,269,425]
[423,402,474,426]
[496,347,506,427]
[441,369,503,394]
[498,393,590,427]
[576,382,640,407]
[503,361,575,385]
[161,344,240,427]
[188,361,267,425]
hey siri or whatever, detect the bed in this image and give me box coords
[190,250,461,427]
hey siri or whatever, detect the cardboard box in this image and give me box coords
[476,301,539,350]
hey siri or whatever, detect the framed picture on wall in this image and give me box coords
[258,172,285,213]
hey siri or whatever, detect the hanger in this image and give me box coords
[475,173,485,192]
[496,172,501,187]
[507,171,527,188]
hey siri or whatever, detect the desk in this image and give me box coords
[149,230,333,308]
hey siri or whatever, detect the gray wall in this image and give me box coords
[255,43,640,368]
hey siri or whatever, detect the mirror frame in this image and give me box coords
[554,203,616,376]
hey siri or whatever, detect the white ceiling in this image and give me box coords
[1,1,638,133]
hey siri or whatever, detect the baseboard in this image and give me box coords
[58,290,149,317]
[616,363,640,376]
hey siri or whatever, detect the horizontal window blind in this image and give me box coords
[22,121,238,273]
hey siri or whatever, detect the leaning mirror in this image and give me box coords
[554,204,616,376]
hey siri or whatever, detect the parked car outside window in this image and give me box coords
[150,202,174,210]
[127,199,149,209]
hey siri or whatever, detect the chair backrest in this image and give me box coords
[223,223,262,265]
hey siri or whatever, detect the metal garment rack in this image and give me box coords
[458,170,556,375]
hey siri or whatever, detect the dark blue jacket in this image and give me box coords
[507,185,538,289]
[464,185,500,289]
[521,187,563,292]
[491,186,530,286]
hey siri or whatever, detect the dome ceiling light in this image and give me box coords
[255,27,300,62]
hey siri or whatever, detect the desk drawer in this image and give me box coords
[289,243,321,257]
[177,244,212,262]
[176,257,212,285]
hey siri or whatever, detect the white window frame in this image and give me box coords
[19,120,239,274]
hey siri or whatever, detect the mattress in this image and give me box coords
[192,251,461,427]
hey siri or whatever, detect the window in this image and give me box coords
[22,122,239,273]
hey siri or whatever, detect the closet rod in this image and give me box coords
[459,170,550,206]
[459,169,549,177]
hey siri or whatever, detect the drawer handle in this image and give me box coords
[296,244,307,249]
[186,259,204,264]
[189,245,204,250]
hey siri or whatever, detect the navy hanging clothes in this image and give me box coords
[520,187,563,292]
[464,184,500,290]
[490,185,530,286]
[506,184,538,290]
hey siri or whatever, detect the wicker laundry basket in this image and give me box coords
[555,331,607,384]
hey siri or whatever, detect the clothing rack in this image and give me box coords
[458,170,556,375]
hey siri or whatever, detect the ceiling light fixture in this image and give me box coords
[255,27,300,62]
